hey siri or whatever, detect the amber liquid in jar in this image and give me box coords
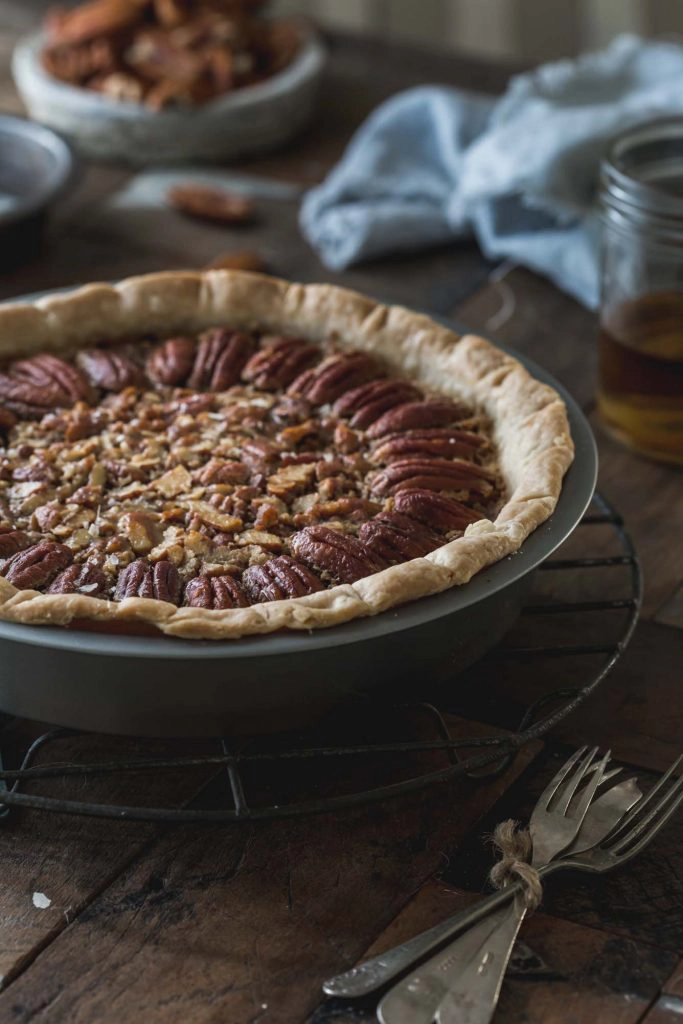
[598,291,683,464]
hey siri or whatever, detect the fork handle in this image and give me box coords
[322,882,524,998]
[435,897,527,1024]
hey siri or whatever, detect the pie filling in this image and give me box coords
[0,329,504,610]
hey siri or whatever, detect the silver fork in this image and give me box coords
[377,746,612,1024]
[430,753,682,1024]
[324,749,619,1000]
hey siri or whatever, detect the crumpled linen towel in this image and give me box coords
[300,35,683,308]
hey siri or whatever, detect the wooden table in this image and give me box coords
[0,13,681,1024]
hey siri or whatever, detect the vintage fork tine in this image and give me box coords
[568,749,612,821]
[608,771,683,858]
[554,746,600,815]
[539,745,587,810]
[605,753,683,845]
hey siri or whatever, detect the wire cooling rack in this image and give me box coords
[0,492,641,824]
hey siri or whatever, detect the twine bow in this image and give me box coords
[488,819,543,909]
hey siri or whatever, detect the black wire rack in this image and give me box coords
[0,492,641,825]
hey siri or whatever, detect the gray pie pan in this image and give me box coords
[0,303,597,737]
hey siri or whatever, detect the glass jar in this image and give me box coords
[599,117,683,465]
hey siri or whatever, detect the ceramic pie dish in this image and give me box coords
[0,272,595,735]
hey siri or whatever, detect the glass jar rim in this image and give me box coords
[601,117,683,226]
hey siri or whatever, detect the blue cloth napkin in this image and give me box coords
[300,35,683,308]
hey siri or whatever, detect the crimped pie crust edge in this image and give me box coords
[0,270,575,639]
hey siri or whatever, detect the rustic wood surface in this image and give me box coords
[0,9,681,1024]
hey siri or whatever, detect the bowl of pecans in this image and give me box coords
[12,0,326,164]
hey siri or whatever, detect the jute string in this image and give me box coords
[488,819,543,910]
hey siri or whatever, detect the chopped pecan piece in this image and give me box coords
[167,185,256,225]
[188,329,253,391]
[184,574,248,610]
[77,348,143,392]
[288,353,379,406]
[242,555,323,602]
[0,527,31,557]
[2,541,73,590]
[242,337,319,390]
[120,511,163,554]
[393,489,484,532]
[290,525,388,584]
[146,337,196,386]
[270,395,311,426]
[196,459,249,485]
[47,562,107,596]
[370,457,495,497]
[11,354,96,407]
[333,379,422,429]
[359,512,441,562]
[114,558,181,605]
[367,401,464,439]
[371,428,485,463]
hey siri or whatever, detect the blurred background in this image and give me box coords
[273,0,683,62]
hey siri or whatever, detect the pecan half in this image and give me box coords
[188,329,253,391]
[359,512,442,562]
[288,353,379,406]
[370,458,495,497]
[371,427,485,463]
[146,337,196,386]
[393,489,484,532]
[184,574,248,610]
[242,337,319,391]
[0,375,63,419]
[333,379,422,428]
[2,541,73,590]
[242,555,323,602]
[77,348,143,392]
[114,558,181,605]
[47,562,107,596]
[11,354,96,407]
[46,0,147,47]
[167,185,256,225]
[290,525,388,584]
[0,528,31,557]
[367,401,464,439]
[0,407,17,432]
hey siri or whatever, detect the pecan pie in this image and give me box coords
[0,272,574,639]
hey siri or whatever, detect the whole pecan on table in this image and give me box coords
[188,329,254,391]
[146,337,196,386]
[359,512,442,562]
[76,348,143,392]
[290,525,389,585]
[0,527,31,558]
[242,555,323,602]
[2,541,73,590]
[333,379,422,430]
[370,458,496,497]
[167,185,256,225]
[184,573,248,610]
[367,401,465,440]
[47,562,108,597]
[288,353,380,406]
[114,559,182,605]
[371,427,486,463]
[242,337,319,391]
[205,250,268,274]
[393,488,484,532]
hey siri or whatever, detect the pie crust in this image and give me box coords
[0,271,574,639]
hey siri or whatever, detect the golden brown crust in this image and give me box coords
[0,271,574,639]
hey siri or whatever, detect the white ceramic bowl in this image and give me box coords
[12,26,326,164]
